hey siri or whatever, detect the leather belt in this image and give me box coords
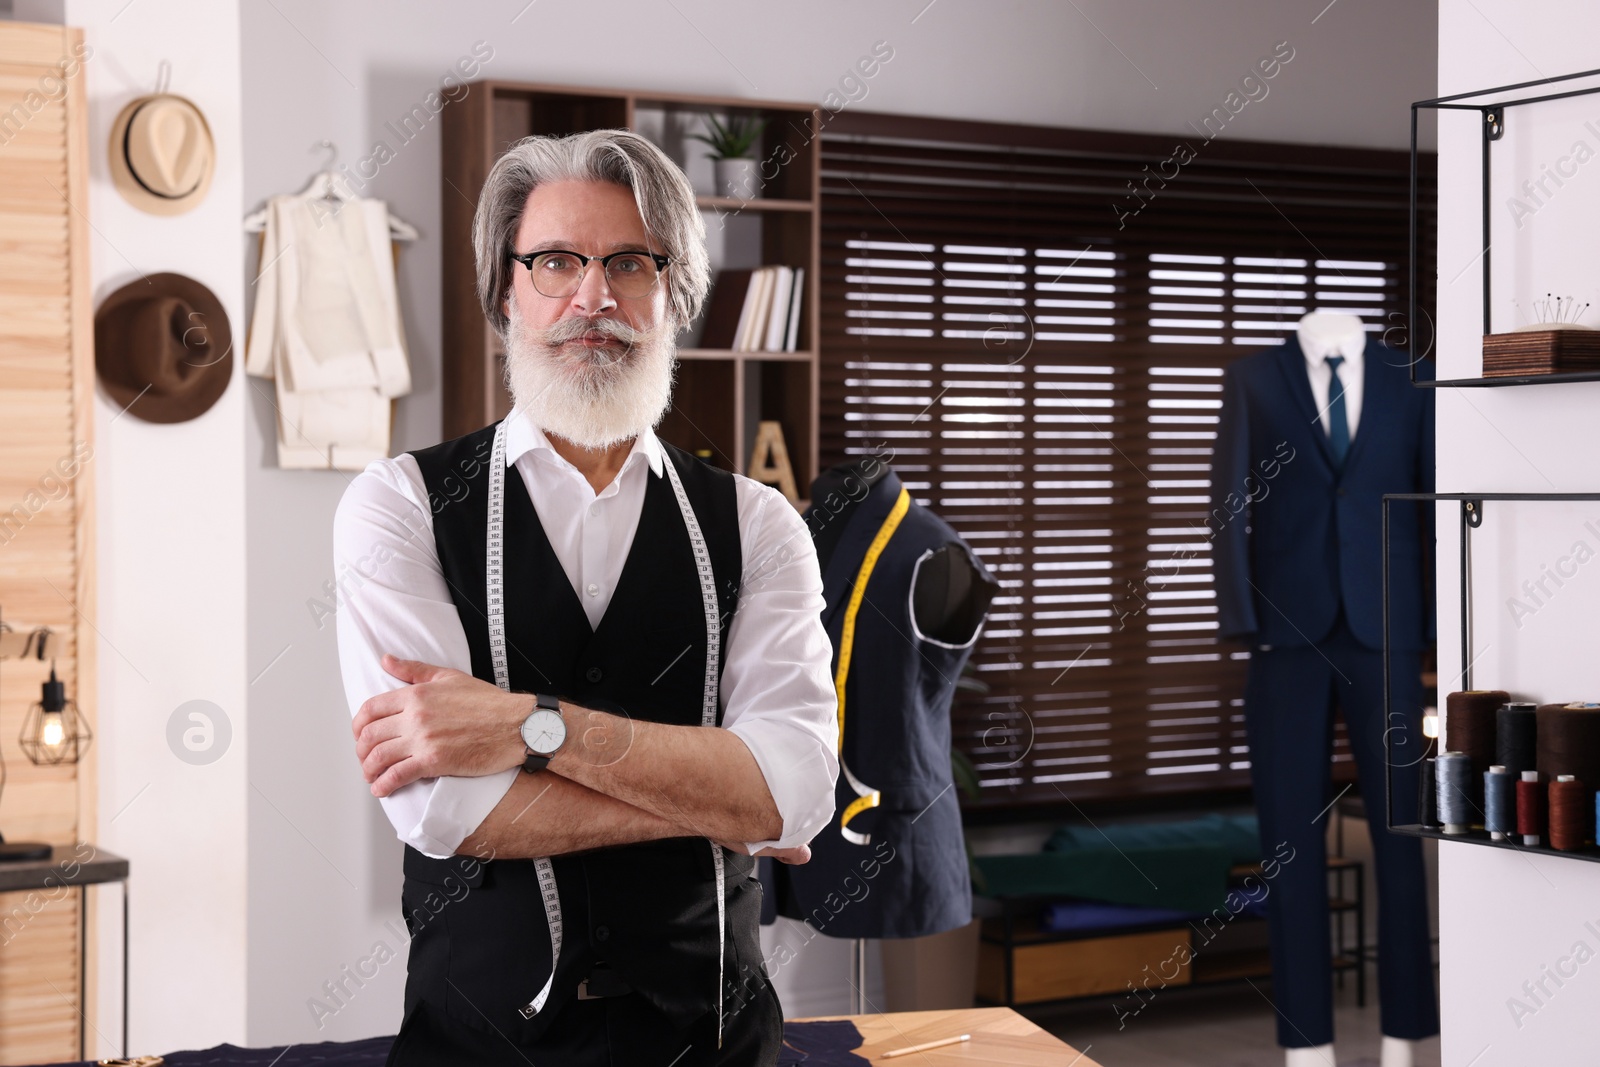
[577,962,633,1000]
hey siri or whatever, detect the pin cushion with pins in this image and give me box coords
[1484,293,1600,376]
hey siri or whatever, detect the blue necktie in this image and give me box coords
[1325,355,1349,466]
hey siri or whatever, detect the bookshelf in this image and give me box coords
[441,80,821,494]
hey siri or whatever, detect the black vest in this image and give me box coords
[767,470,989,939]
[398,423,764,1043]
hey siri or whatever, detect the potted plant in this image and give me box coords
[689,112,769,200]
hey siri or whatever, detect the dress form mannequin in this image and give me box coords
[765,461,999,944]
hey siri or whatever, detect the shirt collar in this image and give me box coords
[1299,327,1365,372]
[502,408,665,479]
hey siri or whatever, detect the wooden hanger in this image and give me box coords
[242,140,418,241]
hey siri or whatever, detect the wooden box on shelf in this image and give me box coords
[1482,328,1600,377]
[441,80,820,496]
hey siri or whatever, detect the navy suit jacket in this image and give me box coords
[1210,338,1434,652]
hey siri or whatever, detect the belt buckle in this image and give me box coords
[578,964,630,999]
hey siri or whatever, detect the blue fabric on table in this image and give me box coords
[1040,899,1202,933]
[42,1020,871,1067]
[45,1036,395,1066]
[776,1019,870,1065]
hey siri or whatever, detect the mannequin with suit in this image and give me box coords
[1211,313,1437,1067]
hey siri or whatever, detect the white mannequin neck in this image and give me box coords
[1297,311,1366,364]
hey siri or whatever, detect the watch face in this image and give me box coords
[521,708,566,755]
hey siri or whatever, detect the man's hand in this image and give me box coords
[716,840,811,865]
[352,654,528,797]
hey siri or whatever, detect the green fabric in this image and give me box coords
[1044,813,1261,867]
[973,846,1232,912]
[972,814,1262,912]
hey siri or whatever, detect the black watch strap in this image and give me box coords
[521,693,563,774]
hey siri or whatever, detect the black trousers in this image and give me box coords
[386,976,784,1067]
[1243,613,1439,1048]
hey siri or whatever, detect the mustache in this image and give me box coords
[540,315,649,348]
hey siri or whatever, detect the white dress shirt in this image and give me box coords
[1301,334,1364,440]
[334,414,840,859]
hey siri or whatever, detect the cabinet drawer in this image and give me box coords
[977,928,1192,1004]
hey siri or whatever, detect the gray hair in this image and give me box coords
[472,129,710,338]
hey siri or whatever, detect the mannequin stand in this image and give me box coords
[851,937,870,1014]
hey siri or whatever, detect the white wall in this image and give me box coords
[0,0,1440,1053]
[1435,3,1600,1064]
[55,0,250,1057]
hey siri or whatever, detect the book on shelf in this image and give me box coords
[697,265,805,352]
[743,268,775,351]
[763,268,794,351]
[697,267,752,351]
[784,267,805,353]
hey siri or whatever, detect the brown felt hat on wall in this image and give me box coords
[94,273,233,423]
[108,93,216,216]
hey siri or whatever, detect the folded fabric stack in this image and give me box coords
[972,812,1262,913]
[245,195,411,469]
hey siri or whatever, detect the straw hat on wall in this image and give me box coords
[108,93,215,216]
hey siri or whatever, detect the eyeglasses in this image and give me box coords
[508,248,671,300]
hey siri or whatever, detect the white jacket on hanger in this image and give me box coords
[246,194,412,470]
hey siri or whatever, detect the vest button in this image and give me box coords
[594,925,610,942]
[586,666,604,684]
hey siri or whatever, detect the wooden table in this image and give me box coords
[790,1006,1103,1065]
[0,845,129,1062]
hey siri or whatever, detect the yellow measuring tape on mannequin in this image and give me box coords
[832,486,910,843]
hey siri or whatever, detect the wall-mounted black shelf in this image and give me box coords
[1409,67,1600,389]
[1383,492,1600,864]
[1420,370,1600,389]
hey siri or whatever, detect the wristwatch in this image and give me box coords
[519,693,567,773]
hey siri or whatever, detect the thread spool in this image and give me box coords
[1419,758,1438,826]
[1436,751,1474,835]
[1518,770,1544,846]
[1549,775,1588,852]
[1535,703,1600,789]
[1445,691,1509,807]
[1484,765,1515,840]
[1495,702,1538,777]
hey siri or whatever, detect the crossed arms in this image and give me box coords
[351,654,805,861]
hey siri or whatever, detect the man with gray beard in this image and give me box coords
[334,129,838,1065]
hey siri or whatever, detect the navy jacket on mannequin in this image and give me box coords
[1211,336,1435,651]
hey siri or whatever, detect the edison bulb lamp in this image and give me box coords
[18,667,92,766]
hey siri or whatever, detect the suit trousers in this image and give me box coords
[386,976,784,1067]
[1243,612,1438,1048]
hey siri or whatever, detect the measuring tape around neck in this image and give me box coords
[487,422,728,1043]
